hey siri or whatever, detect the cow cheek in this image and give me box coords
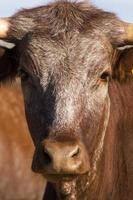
[21,84,43,144]
[82,86,109,150]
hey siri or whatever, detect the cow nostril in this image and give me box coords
[70,146,80,158]
[43,150,52,166]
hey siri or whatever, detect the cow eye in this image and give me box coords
[100,71,111,82]
[18,68,30,81]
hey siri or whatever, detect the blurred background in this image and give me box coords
[0,0,133,22]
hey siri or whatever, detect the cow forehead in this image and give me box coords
[20,29,111,134]
[21,31,112,78]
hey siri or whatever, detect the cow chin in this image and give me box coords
[42,173,78,182]
[38,169,89,183]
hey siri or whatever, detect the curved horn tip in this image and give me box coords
[0,19,10,38]
[124,23,133,44]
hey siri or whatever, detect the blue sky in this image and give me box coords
[0,0,133,22]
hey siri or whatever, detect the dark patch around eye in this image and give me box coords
[100,71,111,82]
[18,68,30,81]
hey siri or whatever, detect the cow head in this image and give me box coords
[0,1,133,183]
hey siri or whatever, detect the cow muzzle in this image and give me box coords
[32,137,90,181]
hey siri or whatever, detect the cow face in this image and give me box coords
[19,32,112,180]
[0,1,133,182]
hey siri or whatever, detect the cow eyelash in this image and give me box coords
[17,68,30,81]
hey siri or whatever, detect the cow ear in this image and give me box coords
[112,47,133,81]
[0,42,19,84]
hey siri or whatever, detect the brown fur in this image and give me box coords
[0,83,45,200]
[0,1,133,200]
[43,48,133,200]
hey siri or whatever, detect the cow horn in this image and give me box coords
[0,19,10,38]
[124,23,133,44]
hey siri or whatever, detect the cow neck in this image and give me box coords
[53,95,111,200]
[98,79,133,200]
[87,80,133,200]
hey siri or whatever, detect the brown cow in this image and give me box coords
[0,1,133,199]
[0,83,45,200]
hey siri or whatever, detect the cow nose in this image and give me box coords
[40,139,89,174]
[43,145,80,171]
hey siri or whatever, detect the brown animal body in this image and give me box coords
[0,1,133,200]
[0,84,45,200]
